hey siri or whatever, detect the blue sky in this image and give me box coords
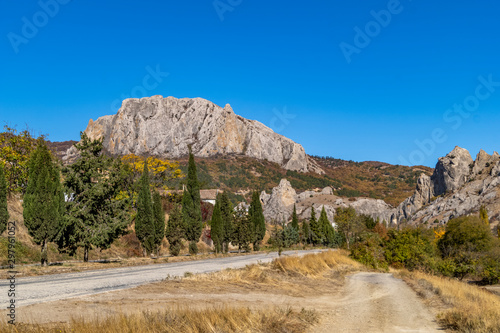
[1,0,500,167]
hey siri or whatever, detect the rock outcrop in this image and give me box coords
[65,95,323,173]
[260,179,394,224]
[260,179,297,223]
[391,146,500,227]
[257,147,500,230]
[431,146,473,196]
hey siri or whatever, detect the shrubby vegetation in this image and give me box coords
[348,211,500,284]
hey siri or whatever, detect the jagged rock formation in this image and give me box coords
[260,179,297,223]
[431,146,473,196]
[64,95,323,173]
[260,179,394,224]
[262,147,500,231]
[391,146,500,227]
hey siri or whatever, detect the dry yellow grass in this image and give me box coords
[400,270,500,333]
[0,306,317,333]
[186,250,362,287]
[272,250,362,277]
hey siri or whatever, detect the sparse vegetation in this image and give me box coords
[401,270,500,333]
[0,307,318,333]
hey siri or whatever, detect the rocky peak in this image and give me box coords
[64,96,322,173]
[431,146,473,196]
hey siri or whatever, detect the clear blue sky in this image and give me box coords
[1,0,500,167]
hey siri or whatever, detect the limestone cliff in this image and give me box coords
[64,95,323,173]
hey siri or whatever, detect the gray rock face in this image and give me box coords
[431,146,473,196]
[260,179,297,223]
[261,179,395,225]
[392,147,500,227]
[65,96,323,173]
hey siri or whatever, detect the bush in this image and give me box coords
[350,234,388,270]
[384,228,438,271]
[479,247,500,284]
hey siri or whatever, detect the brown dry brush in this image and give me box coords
[401,270,500,333]
[0,307,317,333]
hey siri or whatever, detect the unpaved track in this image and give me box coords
[316,272,442,333]
[0,250,321,308]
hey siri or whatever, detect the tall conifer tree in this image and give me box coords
[182,148,202,254]
[152,190,166,256]
[291,204,299,231]
[249,191,265,251]
[58,133,129,262]
[0,164,8,235]
[23,140,64,266]
[136,162,155,256]
[210,195,223,253]
[309,207,323,245]
[166,204,184,256]
[220,191,233,253]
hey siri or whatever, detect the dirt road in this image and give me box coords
[315,272,442,332]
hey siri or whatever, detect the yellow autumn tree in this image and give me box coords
[0,126,38,193]
[121,154,183,189]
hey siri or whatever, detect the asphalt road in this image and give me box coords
[1,250,322,308]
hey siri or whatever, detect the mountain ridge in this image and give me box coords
[64,95,323,174]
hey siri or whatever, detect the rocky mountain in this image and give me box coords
[262,147,500,234]
[64,95,322,173]
[391,147,500,228]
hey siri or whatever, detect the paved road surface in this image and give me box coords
[0,250,321,308]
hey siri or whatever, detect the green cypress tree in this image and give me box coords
[0,163,10,235]
[58,133,129,262]
[249,191,265,251]
[136,162,155,256]
[166,204,184,256]
[152,190,165,256]
[182,148,202,255]
[319,206,335,246]
[309,207,323,245]
[301,220,311,245]
[291,204,299,231]
[220,191,233,253]
[23,140,64,266]
[210,194,223,253]
[233,205,252,252]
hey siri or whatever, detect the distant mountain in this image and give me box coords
[64,95,323,173]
